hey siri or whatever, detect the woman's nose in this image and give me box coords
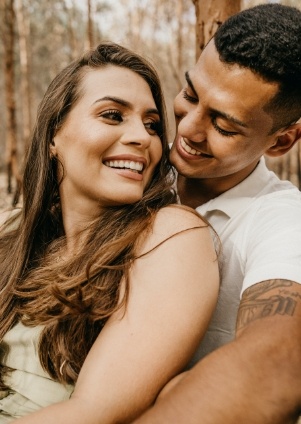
[120,120,152,148]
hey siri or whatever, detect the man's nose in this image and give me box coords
[177,109,207,143]
[174,94,206,143]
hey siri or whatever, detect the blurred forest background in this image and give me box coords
[0,0,301,210]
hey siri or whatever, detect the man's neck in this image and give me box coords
[177,160,261,208]
[177,176,221,208]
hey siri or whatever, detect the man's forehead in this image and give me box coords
[189,43,279,112]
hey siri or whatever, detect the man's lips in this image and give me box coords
[178,137,213,158]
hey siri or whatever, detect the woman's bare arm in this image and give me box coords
[12,206,219,424]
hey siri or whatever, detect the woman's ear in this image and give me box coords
[50,139,57,158]
[266,122,301,157]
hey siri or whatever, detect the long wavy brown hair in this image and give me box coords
[0,42,178,387]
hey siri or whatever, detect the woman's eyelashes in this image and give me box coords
[100,109,123,123]
[144,120,162,136]
[99,109,161,136]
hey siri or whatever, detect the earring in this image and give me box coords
[50,139,57,159]
[50,149,57,159]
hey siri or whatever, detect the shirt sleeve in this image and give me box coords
[242,190,301,294]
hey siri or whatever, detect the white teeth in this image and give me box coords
[180,138,201,156]
[130,161,142,171]
[104,160,144,172]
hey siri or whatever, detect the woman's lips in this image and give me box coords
[103,154,147,181]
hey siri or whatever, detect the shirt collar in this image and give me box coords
[196,158,271,218]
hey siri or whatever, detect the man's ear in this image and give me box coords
[266,122,301,157]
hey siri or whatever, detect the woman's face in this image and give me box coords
[52,65,163,217]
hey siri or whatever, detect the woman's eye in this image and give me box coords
[212,117,239,137]
[100,110,123,122]
[182,89,198,104]
[144,120,162,136]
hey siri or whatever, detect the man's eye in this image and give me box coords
[144,121,162,136]
[182,89,198,104]
[100,110,123,122]
[212,117,239,137]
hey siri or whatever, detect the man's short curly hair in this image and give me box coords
[214,3,301,132]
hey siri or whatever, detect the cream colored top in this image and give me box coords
[0,322,73,422]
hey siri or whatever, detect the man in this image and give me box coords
[133,4,301,423]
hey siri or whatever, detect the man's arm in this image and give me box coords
[133,279,301,424]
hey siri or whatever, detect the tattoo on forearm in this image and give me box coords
[243,280,292,300]
[237,280,298,330]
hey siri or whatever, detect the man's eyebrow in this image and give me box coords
[211,109,249,128]
[185,72,248,128]
[185,71,198,97]
[93,96,160,116]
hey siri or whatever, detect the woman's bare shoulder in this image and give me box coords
[153,204,207,234]
[137,205,210,256]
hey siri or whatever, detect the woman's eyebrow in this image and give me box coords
[93,96,160,116]
[93,95,129,107]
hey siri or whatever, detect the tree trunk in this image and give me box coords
[176,0,184,72]
[15,0,32,152]
[3,0,21,205]
[125,0,147,52]
[192,0,241,59]
[87,0,93,49]
[166,0,186,92]
[62,0,78,61]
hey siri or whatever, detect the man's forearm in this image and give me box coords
[133,316,301,424]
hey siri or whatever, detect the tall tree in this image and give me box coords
[2,0,21,205]
[164,0,187,92]
[16,0,32,151]
[176,0,184,72]
[62,0,79,61]
[192,0,241,58]
[87,0,94,48]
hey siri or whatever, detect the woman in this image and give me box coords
[0,42,219,423]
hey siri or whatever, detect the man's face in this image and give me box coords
[170,40,280,187]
